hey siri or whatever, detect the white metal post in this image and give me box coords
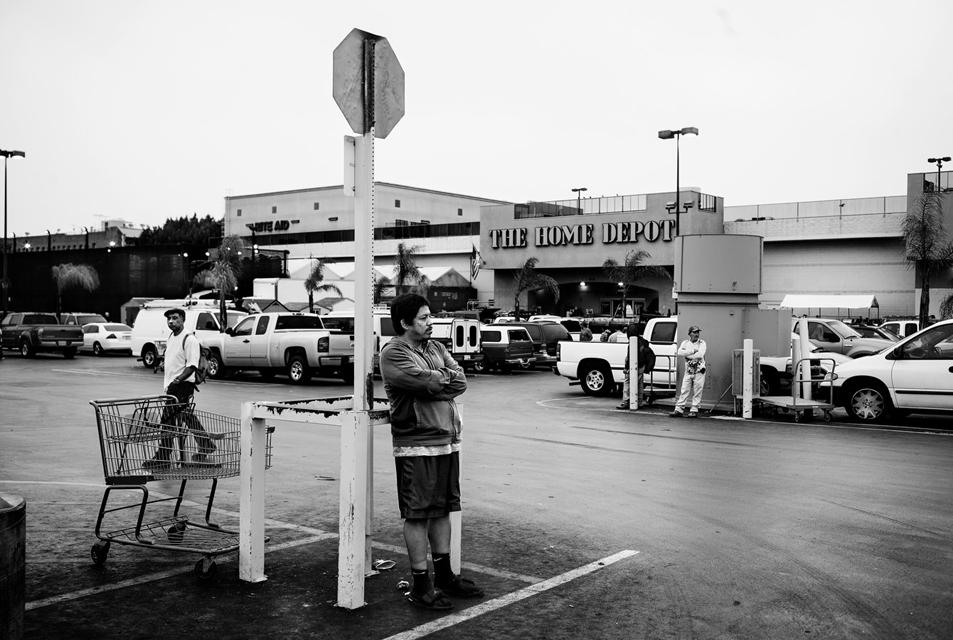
[627,336,640,410]
[239,401,268,583]
[353,131,375,411]
[742,339,753,418]
[798,318,813,401]
[338,410,370,608]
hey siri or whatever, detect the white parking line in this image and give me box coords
[381,550,639,640]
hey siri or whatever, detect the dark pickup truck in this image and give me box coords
[0,312,85,358]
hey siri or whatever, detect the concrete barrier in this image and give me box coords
[0,493,26,640]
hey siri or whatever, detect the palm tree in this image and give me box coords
[303,259,343,313]
[193,235,243,331]
[394,242,423,295]
[901,193,953,325]
[602,250,671,317]
[513,257,560,319]
[51,263,100,316]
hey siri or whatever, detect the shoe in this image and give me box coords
[669,410,684,418]
[435,575,484,598]
[616,403,630,410]
[142,457,172,470]
[406,588,454,610]
[687,411,698,418]
[190,453,221,467]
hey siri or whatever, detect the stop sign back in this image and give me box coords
[333,28,405,139]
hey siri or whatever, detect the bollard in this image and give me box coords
[0,493,26,640]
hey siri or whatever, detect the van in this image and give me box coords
[131,306,225,368]
[430,317,484,371]
[478,326,535,373]
[879,319,920,339]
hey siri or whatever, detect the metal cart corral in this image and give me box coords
[89,395,273,578]
[754,356,838,422]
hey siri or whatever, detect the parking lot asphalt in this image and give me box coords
[3,353,953,639]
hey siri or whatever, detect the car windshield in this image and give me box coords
[105,324,132,332]
[827,319,861,338]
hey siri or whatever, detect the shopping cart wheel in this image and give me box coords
[167,521,187,543]
[194,557,217,580]
[90,541,110,566]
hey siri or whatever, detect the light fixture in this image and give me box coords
[658,127,698,236]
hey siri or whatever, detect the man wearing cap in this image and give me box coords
[143,308,218,469]
[670,325,707,418]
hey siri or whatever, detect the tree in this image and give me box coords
[393,242,423,295]
[303,259,343,313]
[51,263,100,316]
[901,193,953,325]
[939,293,953,320]
[513,257,560,319]
[138,213,222,246]
[602,250,671,318]
[192,235,243,331]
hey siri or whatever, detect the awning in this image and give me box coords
[779,294,879,310]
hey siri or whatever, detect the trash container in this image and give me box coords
[0,493,26,640]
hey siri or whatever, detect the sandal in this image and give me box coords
[406,588,454,611]
[436,575,485,598]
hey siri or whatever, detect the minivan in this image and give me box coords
[131,307,228,368]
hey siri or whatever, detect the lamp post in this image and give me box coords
[658,127,698,236]
[46,229,52,252]
[571,187,587,214]
[928,156,950,193]
[1,149,26,315]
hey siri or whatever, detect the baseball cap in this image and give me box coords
[688,325,702,333]
[164,308,186,319]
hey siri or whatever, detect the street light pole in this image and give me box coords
[658,128,698,236]
[571,187,588,214]
[1,149,26,315]
[928,156,950,193]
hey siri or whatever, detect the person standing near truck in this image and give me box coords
[380,293,484,610]
[670,325,707,418]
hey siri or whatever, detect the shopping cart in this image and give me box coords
[89,395,273,578]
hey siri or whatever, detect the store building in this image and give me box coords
[221,169,952,318]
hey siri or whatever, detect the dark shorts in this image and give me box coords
[394,452,461,520]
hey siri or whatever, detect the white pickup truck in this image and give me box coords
[555,316,818,397]
[201,312,354,384]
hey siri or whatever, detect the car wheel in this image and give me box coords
[845,381,891,423]
[207,352,228,379]
[287,355,311,384]
[579,363,613,396]
[93,342,104,356]
[20,340,35,358]
[141,346,158,368]
[471,360,486,373]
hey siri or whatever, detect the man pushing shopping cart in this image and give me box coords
[143,307,221,470]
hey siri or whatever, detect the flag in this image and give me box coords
[470,244,482,281]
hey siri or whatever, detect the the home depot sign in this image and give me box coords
[488,219,676,249]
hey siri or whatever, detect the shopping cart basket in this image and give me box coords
[89,395,273,578]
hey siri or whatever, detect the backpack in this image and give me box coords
[182,332,212,384]
[637,335,656,372]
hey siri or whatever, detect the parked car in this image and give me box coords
[430,317,484,372]
[879,319,921,339]
[820,319,953,422]
[498,321,571,368]
[478,326,535,372]
[202,312,354,383]
[59,312,108,326]
[853,324,899,341]
[0,312,84,358]
[528,315,583,341]
[80,322,133,356]
[791,317,894,358]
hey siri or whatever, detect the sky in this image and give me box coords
[1,0,951,237]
